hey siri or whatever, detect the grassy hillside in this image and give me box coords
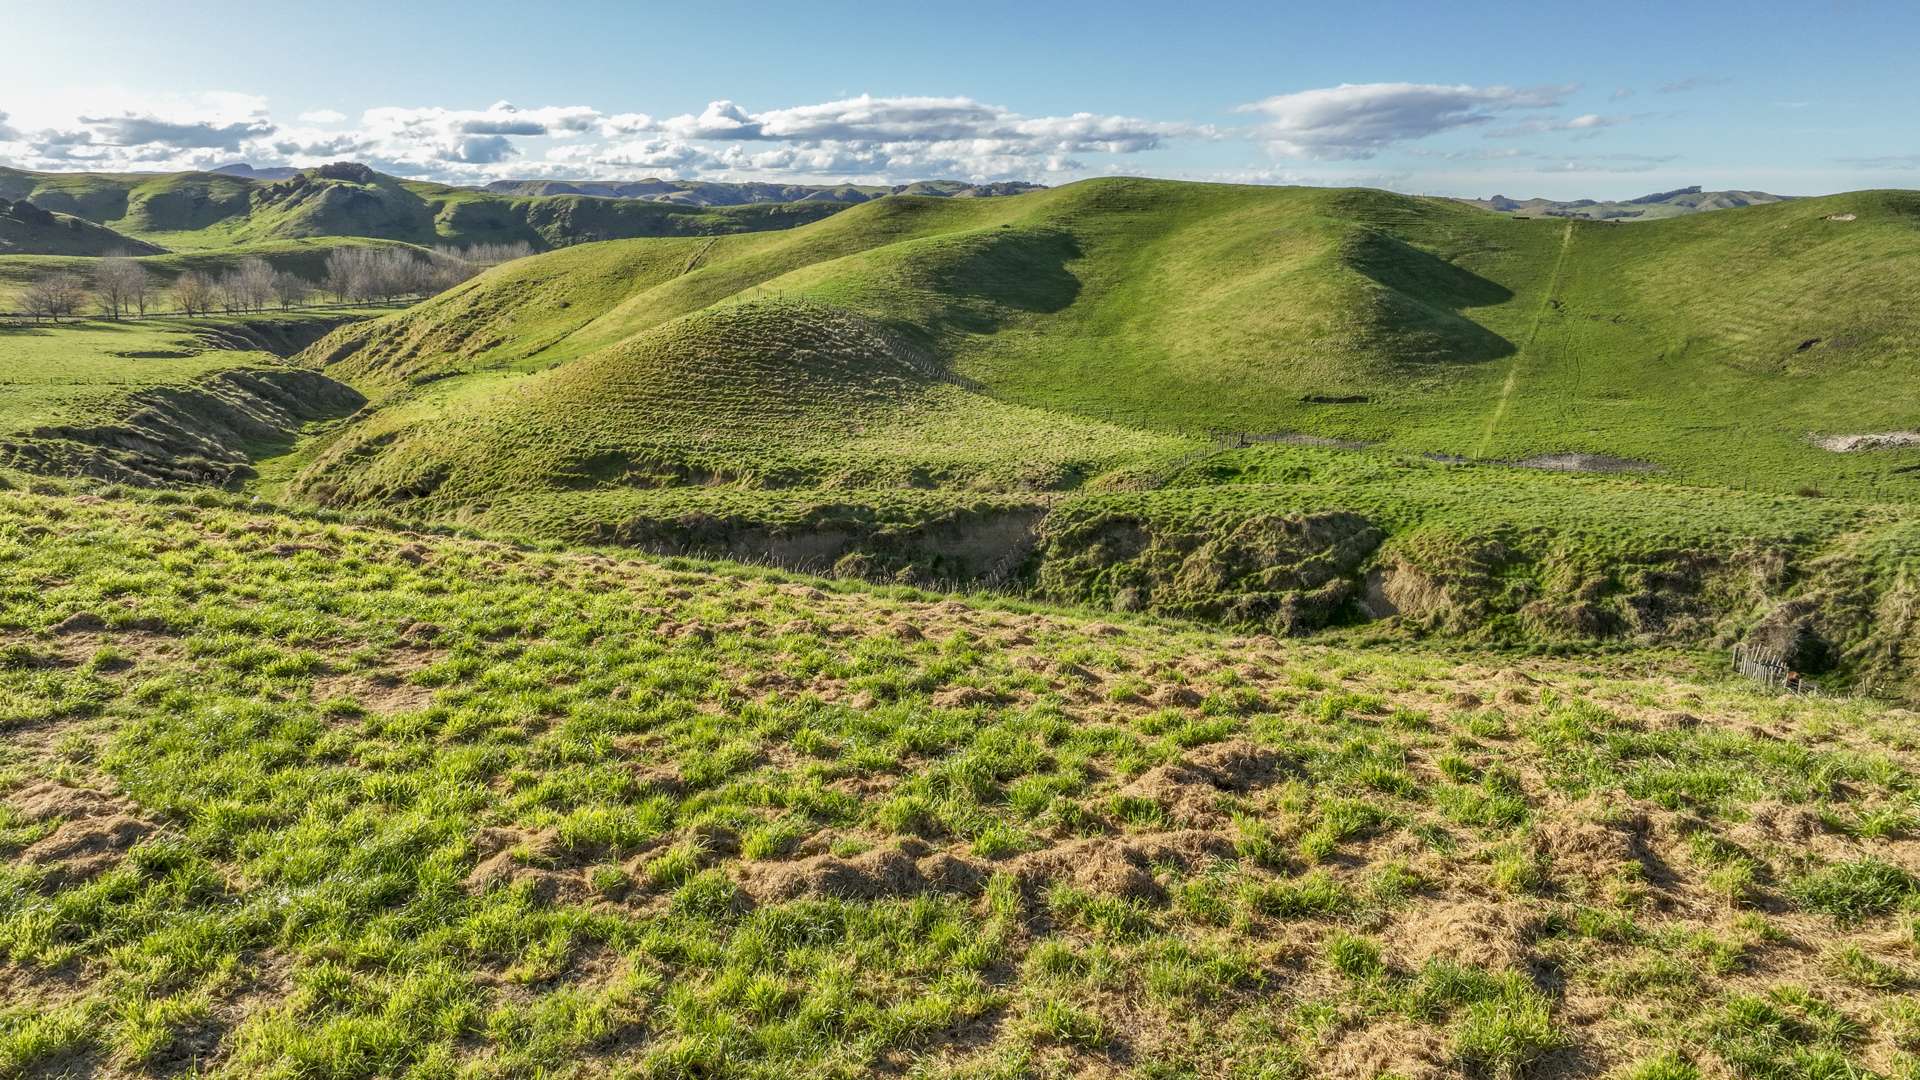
[298,179,1920,500]
[2,178,1915,689]
[0,198,163,256]
[260,179,1920,693]
[0,165,848,253]
[2,486,1918,1078]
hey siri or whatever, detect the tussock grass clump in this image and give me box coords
[0,488,1917,1076]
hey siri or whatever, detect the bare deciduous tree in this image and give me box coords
[323,244,508,304]
[272,271,310,310]
[93,256,148,319]
[173,271,216,315]
[233,257,276,312]
[21,272,89,322]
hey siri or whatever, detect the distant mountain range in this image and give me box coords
[1461,186,1792,221]
[478,177,1046,206]
[0,163,1050,256]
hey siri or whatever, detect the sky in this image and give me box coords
[2,0,1916,199]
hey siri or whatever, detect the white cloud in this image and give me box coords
[1485,113,1628,139]
[1238,82,1573,159]
[1656,76,1730,94]
[4,85,1736,190]
[599,113,657,136]
[1537,153,1678,173]
[661,100,761,140]
[78,114,274,149]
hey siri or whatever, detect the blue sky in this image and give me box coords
[2,0,1915,198]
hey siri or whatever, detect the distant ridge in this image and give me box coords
[211,162,303,181]
[479,177,1046,206]
[0,162,849,250]
[1464,185,1791,220]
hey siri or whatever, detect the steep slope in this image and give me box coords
[0,311,371,485]
[0,198,164,256]
[299,297,1174,507]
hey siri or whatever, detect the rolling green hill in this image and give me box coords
[0,163,848,253]
[273,178,1920,692]
[300,178,1920,499]
[0,198,163,256]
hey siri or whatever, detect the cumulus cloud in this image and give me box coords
[363,101,599,141]
[662,100,762,140]
[535,94,1201,182]
[2,84,1709,189]
[1238,82,1573,159]
[267,128,378,158]
[599,113,657,137]
[78,114,274,149]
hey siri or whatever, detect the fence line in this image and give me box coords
[1731,642,1876,699]
[0,297,419,325]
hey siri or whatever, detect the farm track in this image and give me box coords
[1476,221,1574,459]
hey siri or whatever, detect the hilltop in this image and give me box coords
[1463,185,1792,221]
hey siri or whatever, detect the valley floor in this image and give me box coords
[2,487,1917,1078]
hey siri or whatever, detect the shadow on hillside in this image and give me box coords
[1342,229,1517,364]
[915,227,1083,335]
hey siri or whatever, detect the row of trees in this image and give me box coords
[10,242,536,322]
